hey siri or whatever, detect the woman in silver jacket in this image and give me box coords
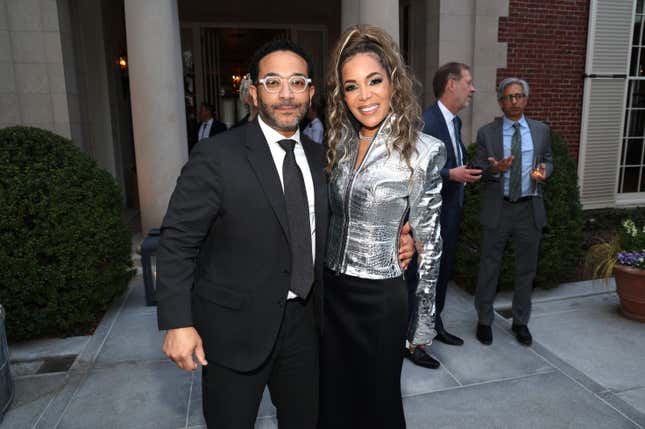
[319,25,446,428]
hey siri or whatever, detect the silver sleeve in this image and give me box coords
[407,140,446,345]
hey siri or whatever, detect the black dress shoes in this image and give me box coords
[435,327,464,346]
[476,324,493,345]
[404,347,440,369]
[512,324,532,346]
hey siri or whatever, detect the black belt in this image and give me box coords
[503,196,533,203]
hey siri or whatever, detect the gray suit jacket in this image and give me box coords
[474,117,553,230]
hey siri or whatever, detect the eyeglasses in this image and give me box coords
[257,76,312,93]
[499,93,527,102]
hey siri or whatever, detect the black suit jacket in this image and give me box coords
[195,119,227,142]
[422,102,467,210]
[156,119,328,372]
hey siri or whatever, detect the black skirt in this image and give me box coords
[319,269,408,429]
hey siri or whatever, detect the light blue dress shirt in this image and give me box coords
[502,115,536,197]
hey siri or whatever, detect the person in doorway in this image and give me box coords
[195,102,227,145]
[231,74,258,129]
[302,97,324,144]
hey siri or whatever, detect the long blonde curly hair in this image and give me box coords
[325,25,423,173]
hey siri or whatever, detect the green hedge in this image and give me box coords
[454,132,584,292]
[0,126,134,341]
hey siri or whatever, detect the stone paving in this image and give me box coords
[2,276,644,429]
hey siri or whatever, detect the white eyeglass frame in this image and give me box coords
[257,76,312,93]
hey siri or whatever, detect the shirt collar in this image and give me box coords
[437,100,456,125]
[258,114,301,146]
[503,115,527,129]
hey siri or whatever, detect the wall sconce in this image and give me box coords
[118,55,128,72]
[232,74,241,94]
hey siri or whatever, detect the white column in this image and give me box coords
[124,0,188,233]
[341,0,400,44]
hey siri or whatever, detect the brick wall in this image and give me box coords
[498,1,590,158]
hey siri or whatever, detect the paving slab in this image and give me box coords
[401,358,461,396]
[426,320,553,386]
[94,310,166,367]
[188,369,276,427]
[436,282,479,327]
[0,373,66,429]
[55,361,191,429]
[495,278,616,310]
[121,276,157,316]
[530,293,645,392]
[403,371,640,429]
[10,361,44,377]
[9,336,89,362]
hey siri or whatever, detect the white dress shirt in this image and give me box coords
[257,115,316,299]
[303,117,324,144]
[437,100,463,166]
[198,118,213,141]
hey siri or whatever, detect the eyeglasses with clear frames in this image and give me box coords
[257,76,312,93]
[500,93,527,102]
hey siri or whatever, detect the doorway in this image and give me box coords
[180,24,327,148]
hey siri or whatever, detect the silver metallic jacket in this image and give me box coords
[325,115,446,345]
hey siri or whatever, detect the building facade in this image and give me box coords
[0,0,642,233]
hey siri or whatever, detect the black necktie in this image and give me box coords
[277,139,314,299]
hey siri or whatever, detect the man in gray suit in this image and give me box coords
[473,77,553,346]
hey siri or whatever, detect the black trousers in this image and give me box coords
[201,297,318,429]
[320,269,407,429]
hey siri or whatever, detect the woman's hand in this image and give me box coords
[398,222,415,270]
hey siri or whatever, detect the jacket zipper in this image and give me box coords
[336,135,377,273]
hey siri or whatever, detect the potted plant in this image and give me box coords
[586,218,645,322]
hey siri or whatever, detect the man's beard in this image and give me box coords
[257,96,308,133]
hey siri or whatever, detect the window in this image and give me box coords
[619,0,645,193]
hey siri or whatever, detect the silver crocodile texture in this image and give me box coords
[325,114,446,345]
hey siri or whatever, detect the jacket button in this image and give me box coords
[278,299,286,308]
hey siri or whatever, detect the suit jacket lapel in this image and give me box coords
[494,118,504,161]
[245,120,290,242]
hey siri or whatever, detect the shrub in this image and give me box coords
[454,131,584,292]
[0,126,133,341]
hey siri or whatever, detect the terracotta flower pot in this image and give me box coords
[614,264,645,322]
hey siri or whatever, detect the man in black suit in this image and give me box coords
[156,40,325,429]
[406,62,481,369]
[194,102,227,144]
[156,39,414,428]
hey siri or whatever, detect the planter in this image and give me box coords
[614,264,645,322]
